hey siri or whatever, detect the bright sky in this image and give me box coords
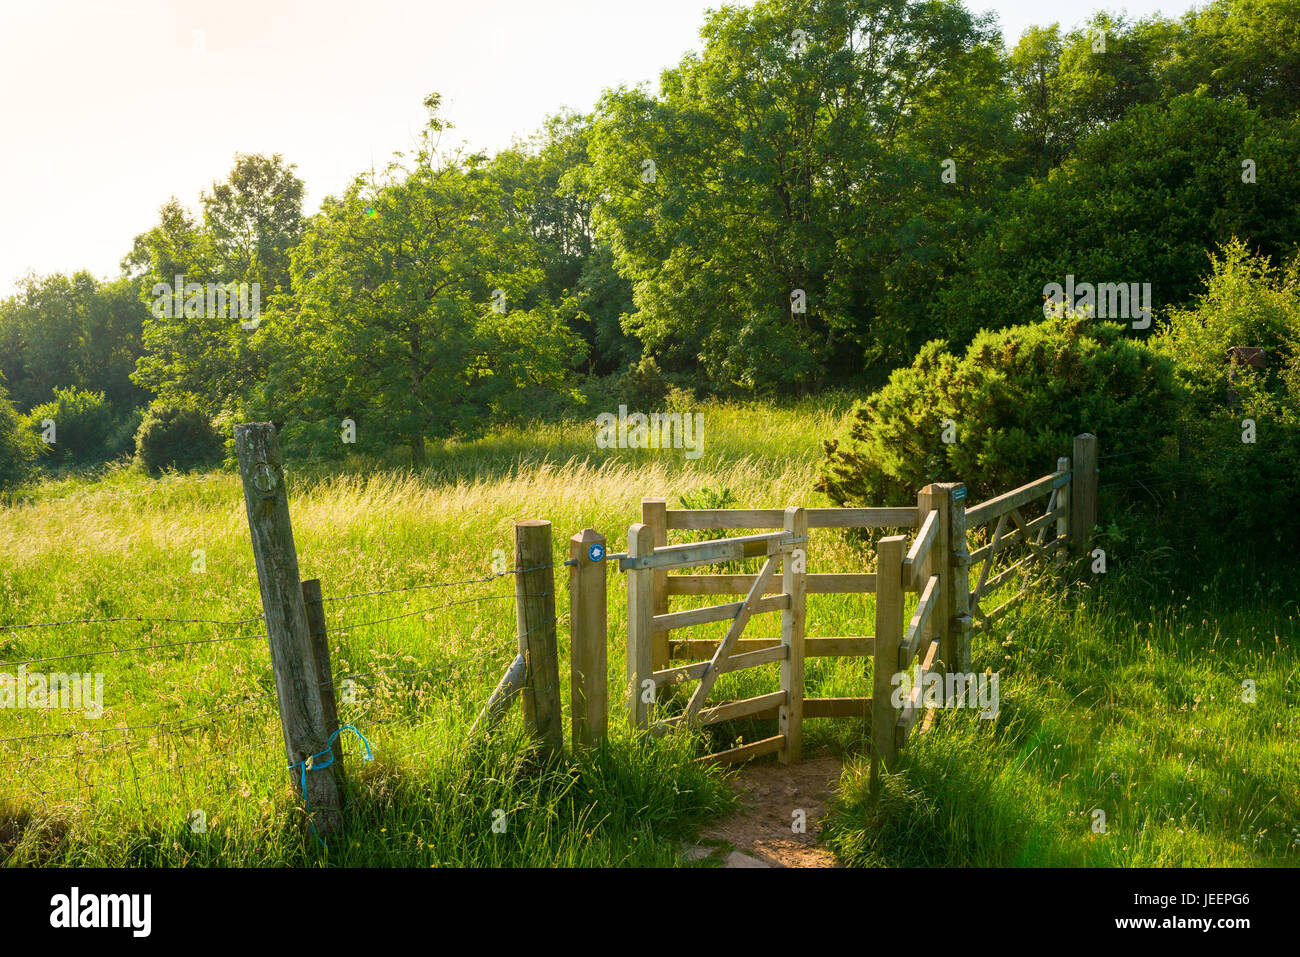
[0,0,1200,298]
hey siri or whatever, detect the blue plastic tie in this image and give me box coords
[289,723,373,849]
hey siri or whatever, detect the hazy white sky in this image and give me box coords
[0,0,1199,298]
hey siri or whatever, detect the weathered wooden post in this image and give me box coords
[871,535,906,790]
[1070,434,1098,553]
[1055,456,1071,566]
[469,651,528,740]
[234,423,341,835]
[514,520,562,757]
[301,578,343,770]
[779,506,806,765]
[569,528,608,748]
[642,498,669,671]
[940,482,972,674]
[626,523,655,730]
[916,484,950,677]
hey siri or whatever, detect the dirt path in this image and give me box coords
[686,754,843,868]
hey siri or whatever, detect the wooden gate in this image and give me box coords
[622,502,919,765]
[622,515,805,764]
[614,437,1097,770]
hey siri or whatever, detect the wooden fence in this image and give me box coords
[233,424,1097,837]
[613,433,1098,777]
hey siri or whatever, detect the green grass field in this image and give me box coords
[2,398,1295,866]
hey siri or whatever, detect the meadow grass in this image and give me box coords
[823,558,1300,866]
[0,398,850,866]
[2,394,1295,867]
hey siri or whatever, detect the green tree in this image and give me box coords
[1007,15,1176,176]
[586,0,1013,394]
[818,313,1180,509]
[277,94,582,465]
[0,379,39,491]
[936,94,1300,345]
[1151,240,1300,550]
[127,154,305,411]
[1161,0,1300,119]
[0,272,148,413]
[24,387,136,467]
[491,110,637,376]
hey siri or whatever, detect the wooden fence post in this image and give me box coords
[940,482,972,674]
[515,520,562,758]
[916,484,950,677]
[642,498,669,671]
[1070,434,1098,553]
[779,506,807,765]
[1055,456,1071,566]
[234,423,341,835]
[569,528,608,748]
[871,535,906,789]
[626,523,655,730]
[301,578,343,770]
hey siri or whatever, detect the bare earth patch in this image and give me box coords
[688,754,843,868]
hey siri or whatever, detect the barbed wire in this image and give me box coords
[328,592,520,636]
[0,632,266,669]
[0,640,520,752]
[1097,449,1148,461]
[0,566,565,818]
[0,737,279,806]
[0,612,264,633]
[320,562,556,605]
[11,739,276,799]
[0,563,558,636]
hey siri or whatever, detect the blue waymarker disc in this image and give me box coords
[588,543,606,562]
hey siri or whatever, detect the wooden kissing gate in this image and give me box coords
[616,434,1098,782]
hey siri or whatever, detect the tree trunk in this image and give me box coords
[411,431,426,467]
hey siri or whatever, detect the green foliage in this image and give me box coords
[0,381,38,492]
[127,154,305,412]
[586,0,1015,392]
[490,111,639,376]
[1007,14,1177,176]
[275,95,583,466]
[23,388,133,466]
[818,314,1180,507]
[0,273,149,414]
[1151,240,1300,549]
[133,402,224,475]
[937,94,1300,345]
[1161,0,1300,119]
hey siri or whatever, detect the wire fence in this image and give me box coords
[0,559,562,831]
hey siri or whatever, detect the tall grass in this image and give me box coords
[824,559,1300,866]
[0,398,852,866]
[3,395,1295,867]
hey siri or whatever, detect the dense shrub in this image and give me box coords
[23,387,131,466]
[1151,240,1300,550]
[0,382,38,491]
[817,315,1180,509]
[133,402,224,474]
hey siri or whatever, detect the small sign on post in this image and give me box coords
[570,528,608,748]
